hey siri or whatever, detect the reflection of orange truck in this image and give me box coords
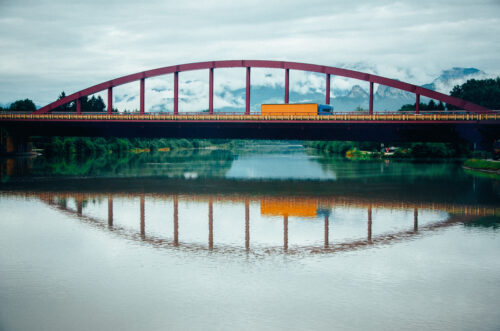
[260,198,318,218]
[261,103,333,116]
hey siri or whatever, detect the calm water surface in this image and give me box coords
[1,143,499,330]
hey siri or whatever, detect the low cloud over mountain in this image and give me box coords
[10,66,496,112]
[105,66,491,113]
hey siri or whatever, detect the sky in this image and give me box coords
[0,0,499,110]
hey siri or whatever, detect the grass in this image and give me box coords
[463,159,500,172]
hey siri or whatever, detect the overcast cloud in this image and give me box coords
[0,0,499,108]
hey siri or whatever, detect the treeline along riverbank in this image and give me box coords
[304,140,477,159]
[32,137,243,157]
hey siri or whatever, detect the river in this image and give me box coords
[0,142,499,330]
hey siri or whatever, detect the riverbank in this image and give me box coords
[304,140,483,160]
[31,137,259,157]
[463,159,500,176]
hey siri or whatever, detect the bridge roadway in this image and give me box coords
[1,112,500,142]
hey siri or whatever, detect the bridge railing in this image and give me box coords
[2,110,499,116]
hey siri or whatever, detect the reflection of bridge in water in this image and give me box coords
[8,190,498,256]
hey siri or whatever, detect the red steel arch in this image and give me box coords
[34,60,492,115]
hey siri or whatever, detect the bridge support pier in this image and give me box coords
[140,78,145,115]
[246,67,251,115]
[326,74,331,105]
[416,94,420,115]
[1,133,33,156]
[369,82,374,115]
[174,72,179,115]
[108,87,113,115]
[285,68,289,104]
[209,68,214,115]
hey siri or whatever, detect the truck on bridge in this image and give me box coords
[261,103,333,116]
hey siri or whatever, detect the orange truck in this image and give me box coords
[261,103,333,116]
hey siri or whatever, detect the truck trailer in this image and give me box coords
[261,103,333,116]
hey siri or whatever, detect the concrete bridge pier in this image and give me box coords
[0,131,33,155]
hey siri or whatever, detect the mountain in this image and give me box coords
[421,67,488,93]
[6,66,486,113]
[191,67,490,112]
[332,67,489,111]
[347,85,369,99]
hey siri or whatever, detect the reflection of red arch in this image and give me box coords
[41,194,480,257]
[34,60,492,115]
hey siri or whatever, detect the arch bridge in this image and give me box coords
[32,60,492,115]
[1,60,499,144]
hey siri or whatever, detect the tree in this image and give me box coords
[428,100,436,110]
[447,77,500,110]
[87,95,106,112]
[9,99,36,112]
[399,99,446,112]
[67,95,106,112]
[53,91,70,112]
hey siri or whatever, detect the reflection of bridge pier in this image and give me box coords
[30,191,498,256]
[108,196,113,227]
[76,196,83,216]
[414,208,418,232]
[368,206,372,242]
[324,215,329,248]
[284,215,288,251]
[208,199,213,250]
[140,195,145,238]
[174,196,179,246]
[245,199,250,251]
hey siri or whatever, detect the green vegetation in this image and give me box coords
[399,77,500,111]
[305,151,467,181]
[304,141,380,156]
[54,92,108,112]
[33,137,248,157]
[463,159,500,172]
[0,99,37,112]
[26,148,235,178]
[391,143,471,159]
[304,141,473,159]
[0,92,109,113]
[448,77,500,110]
[399,99,445,112]
[311,77,500,160]
[465,216,500,229]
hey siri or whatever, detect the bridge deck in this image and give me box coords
[1,112,499,123]
[2,112,499,143]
